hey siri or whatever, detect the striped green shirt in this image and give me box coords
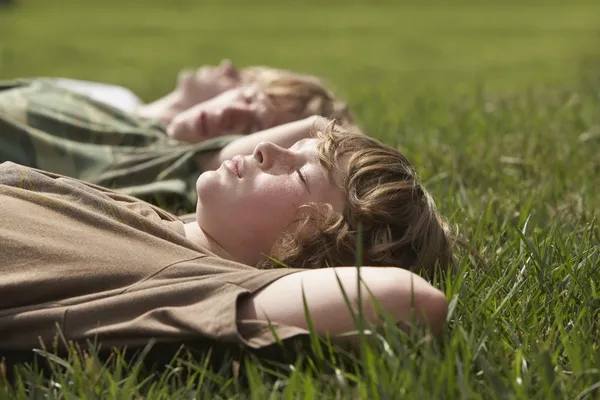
[0,79,240,210]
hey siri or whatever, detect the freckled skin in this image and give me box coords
[194,139,344,266]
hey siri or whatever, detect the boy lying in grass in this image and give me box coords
[0,120,452,356]
[0,64,350,208]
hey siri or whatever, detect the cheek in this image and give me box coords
[258,176,303,200]
[244,178,305,220]
[197,172,307,233]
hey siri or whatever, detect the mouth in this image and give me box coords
[225,156,242,178]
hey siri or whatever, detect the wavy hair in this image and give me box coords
[258,121,454,276]
[241,66,353,124]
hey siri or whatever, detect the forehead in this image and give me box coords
[292,138,314,149]
[293,138,348,186]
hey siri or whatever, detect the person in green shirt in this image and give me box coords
[45,59,352,128]
[0,63,351,210]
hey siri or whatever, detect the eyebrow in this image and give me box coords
[289,139,309,154]
[295,139,310,147]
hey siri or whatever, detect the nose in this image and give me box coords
[219,59,238,79]
[253,141,295,172]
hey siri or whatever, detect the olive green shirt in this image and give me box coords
[0,79,241,209]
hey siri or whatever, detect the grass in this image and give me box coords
[1,0,600,398]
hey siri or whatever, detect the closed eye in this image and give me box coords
[297,169,310,193]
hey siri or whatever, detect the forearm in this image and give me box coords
[218,116,328,161]
[238,267,448,338]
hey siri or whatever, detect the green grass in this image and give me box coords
[1,0,600,398]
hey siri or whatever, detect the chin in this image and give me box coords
[195,171,211,191]
[195,170,222,200]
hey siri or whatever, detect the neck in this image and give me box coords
[183,221,245,263]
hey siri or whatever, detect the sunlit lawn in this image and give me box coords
[1,0,599,398]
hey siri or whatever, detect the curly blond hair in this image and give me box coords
[257,121,454,276]
[241,66,353,124]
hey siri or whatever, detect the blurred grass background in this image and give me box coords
[1,0,599,111]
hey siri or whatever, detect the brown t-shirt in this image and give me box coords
[0,162,307,352]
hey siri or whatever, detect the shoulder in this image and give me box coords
[0,161,38,187]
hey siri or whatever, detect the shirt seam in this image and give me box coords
[120,255,210,294]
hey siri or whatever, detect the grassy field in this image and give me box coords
[1,0,600,398]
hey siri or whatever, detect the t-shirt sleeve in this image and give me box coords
[0,162,308,352]
[60,258,308,350]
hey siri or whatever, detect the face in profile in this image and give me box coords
[194,138,346,265]
[175,59,242,106]
[167,84,300,143]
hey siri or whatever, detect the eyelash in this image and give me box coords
[296,169,308,187]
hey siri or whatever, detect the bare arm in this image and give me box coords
[198,116,328,172]
[237,267,448,337]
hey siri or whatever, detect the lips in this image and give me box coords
[232,156,243,177]
[225,156,242,178]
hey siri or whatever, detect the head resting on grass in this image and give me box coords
[242,64,353,123]
[259,121,454,276]
[168,71,353,142]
